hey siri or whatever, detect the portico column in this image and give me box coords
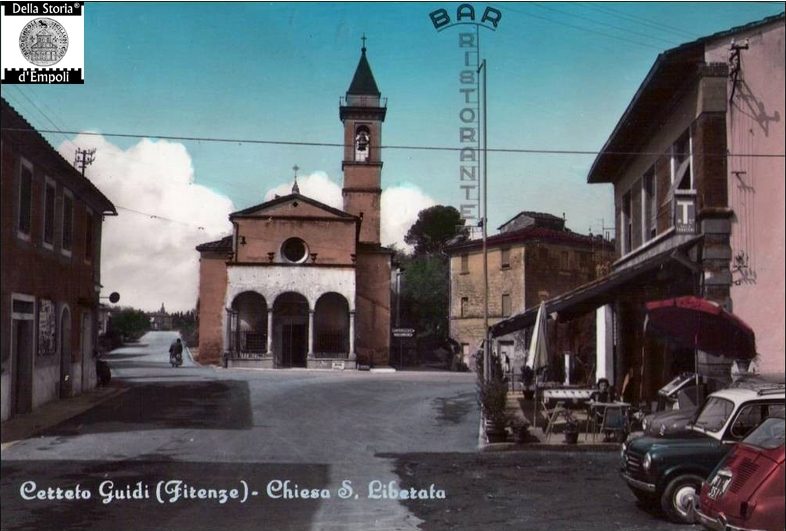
[348,310,356,360]
[266,308,273,356]
[308,309,315,358]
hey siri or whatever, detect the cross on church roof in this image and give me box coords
[361,33,367,52]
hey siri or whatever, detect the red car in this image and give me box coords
[695,416,784,531]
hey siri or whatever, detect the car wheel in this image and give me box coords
[661,474,702,524]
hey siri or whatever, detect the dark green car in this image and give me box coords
[620,386,785,524]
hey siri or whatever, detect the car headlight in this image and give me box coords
[642,417,649,431]
[642,453,652,472]
[620,441,628,462]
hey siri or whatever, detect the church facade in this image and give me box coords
[195,46,391,369]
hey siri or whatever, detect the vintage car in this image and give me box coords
[695,416,784,531]
[620,385,784,524]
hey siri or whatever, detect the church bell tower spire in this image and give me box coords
[340,37,386,244]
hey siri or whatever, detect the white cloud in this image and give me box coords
[59,134,234,312]
[381,185,436,251]
[264,173,436,252]
[264,171,342,209]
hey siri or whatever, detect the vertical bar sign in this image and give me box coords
[1,1,85,84]
[428,4,501,229]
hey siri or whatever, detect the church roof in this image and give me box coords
[230,192,356,220]
[347,48,380,96]
[195,235,232,253]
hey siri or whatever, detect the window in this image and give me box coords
[501,294,511,317]
[460,253,469,274]
[355,125,370,162]
[84,210,94,261]
[62,191,73,254]
[621,190,632,254]
[460,297,469,318]
[500,247,510,269]
[18,161,33,238]
[672,130,693,191]
[281,237,308,263]
[560,251,570,270]
[43,179,56,247]
[642,167,656,242]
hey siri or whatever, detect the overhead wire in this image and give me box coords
[529,2,682,48]
[3,127,782,158]
[501,4,667,51]
[578,3,698,40]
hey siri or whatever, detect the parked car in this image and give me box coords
[620,385,784,524]
[695,416,784,531]
[632,374,783,441]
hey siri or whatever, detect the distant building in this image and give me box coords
[491,14,785,402]
[195,44,392,368]
[150,303,173,331]
[447,211,612,373]
[1,98,116,421]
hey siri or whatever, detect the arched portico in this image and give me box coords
[314,293,350,356]
[229,291,268,356]
[273,292,309,368]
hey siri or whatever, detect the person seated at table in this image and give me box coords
[589,378,623,442]
[590,378,616,403]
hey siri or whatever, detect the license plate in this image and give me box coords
[707,472,732,500]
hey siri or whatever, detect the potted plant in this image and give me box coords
[512,419,532,444]
[563,410,580,444]
[476,351,511,443]
[479,377,510,442]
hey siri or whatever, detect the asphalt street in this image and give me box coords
[1,331,689,530]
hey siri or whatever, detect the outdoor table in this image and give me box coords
[586,401,631,442]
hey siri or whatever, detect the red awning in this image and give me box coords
[645,296,756,359]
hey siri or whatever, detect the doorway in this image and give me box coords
[281,324,307,367]
[273,292,309,368]
[11,319,34,415]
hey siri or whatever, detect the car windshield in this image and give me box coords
[694,397,734,432]
[743,417,785,450]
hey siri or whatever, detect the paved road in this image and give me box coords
[1,331,688,530]
[1,331,478,530]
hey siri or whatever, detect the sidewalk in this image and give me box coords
[1,383,128,450]
[480,390,621,451]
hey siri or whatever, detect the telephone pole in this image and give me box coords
[74,148,96,176]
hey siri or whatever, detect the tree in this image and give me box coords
[107,307,149,343]
[404,205,467,256]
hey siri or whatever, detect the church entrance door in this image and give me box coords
[281,324,307,368]
[273,292,309,369]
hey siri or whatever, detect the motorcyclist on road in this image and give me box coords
[169,338,184,367]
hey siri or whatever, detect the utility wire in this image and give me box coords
[579,2,698,40]
[531,2,681,48]
[4,127,783,158]
[503,4,667,51]
[5,88,77,152]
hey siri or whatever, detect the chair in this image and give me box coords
[543,400,566,441]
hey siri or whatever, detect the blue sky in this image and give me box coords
[3,2,783,310]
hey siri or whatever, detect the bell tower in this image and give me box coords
[340,39,386,244]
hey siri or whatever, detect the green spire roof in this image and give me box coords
[347,47,380,96]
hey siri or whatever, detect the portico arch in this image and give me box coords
[273,292,309,368]
[230,291,268,355]
[314,293,350,355]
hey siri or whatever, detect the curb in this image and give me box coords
[1,383,129,449]
[482,442,622,453]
